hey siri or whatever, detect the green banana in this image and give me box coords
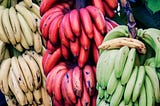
[99,99,109,106]
[114,46,129,78]
[104,90,109,102]
[98,87,104,99]
[139,28,160,68]
[144,57,155,67]
[119,100,125,106]
[145,75,155,106]
[139,85,146,106]
[96,49,118,89]
[145,66,160,102]
[124,66,138,104]
[132,66,145,102]
[96,94,102,106]
[110,82,125,106]
[106,70,118,95]
[134,100,138,106]
[121,48,136,85]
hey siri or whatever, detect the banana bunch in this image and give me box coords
[0,40,10,63]
[0,50,51,106]
[96,25,160,105]
[45,61,97,106]
[0,0,45,53]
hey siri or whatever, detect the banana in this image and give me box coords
[119,100,125,106]
[145,66,160,102]
[99,99,108,106]
[114,46,130,78]
[144,57,155,67]
[41,87,52,106]
[124,66,138,104]
[15,4,37,32]
[91,0,105,15]
[9,7,21,43]
[61,44,70,60]
[0,7,9,43]
[22,53,42,89]
[10,0,17,7]
[11,56,28,93]
[92,41,99,64]
[19,30,30,49]
[110,82,125,106]
[107,70,118,95]
[24,0,33,8]
[13,43,23,52]
[139,28,160,67]
[33,31,42,53]
[28,3,41,18]
[5,95,17,106]
[132,66,145,102]
[0,58,11,95]
[96,49,118,89]
[0,41,6,62]
[139,84,146,106]
[70,37,80,57]
[17,12,33,46]
[2,9,16,45]
[69,9,81,37]
[8,67,28,105]
[18,55,34,92]
[145,75,155,106]
[3,48,10,59]
[121,48,136,85]
[33,88,42,104]
[0,0,8,7]
[98,86,104,99]
[25,90,33,104]
[99,37,146,54]
[79,8,93,39]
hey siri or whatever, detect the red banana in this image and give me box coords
[49,15,64,45]
[75,99,82,106]
[63,69,77,104]
[46,40,57,53]
[93,24,104,47]
[42,11,63,39]
[92,66,96,79]
[103,1,115,18]
[59,22,70,48]
[86,6,106,34]
[78,46,90,68]
[44,48,62,75]
[105,20,114,33]
[80,26,91,51]
[42,50,50,71]
[105,17,118,28]
[92,0,105,15]
[72,66,83,97]
[61,44,70,60]
[83,65,96,96]
[53,98,63,106]
[91,93,97,106]
[52,68,68,102]
[40,0,58,16]
[46,62,66,96]
[92,41,99,65]
[79,8,93,39]
[62,13,75,42]
[81,82,90,106]
[104,0,118,10]
[70,37,80,57]
[69,9,81,37]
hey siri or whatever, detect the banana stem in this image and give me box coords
[120,0,137,38]
[75,0,87,9]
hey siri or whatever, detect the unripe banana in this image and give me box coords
[139,84,146,106]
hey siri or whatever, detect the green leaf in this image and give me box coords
[146,0,160,13]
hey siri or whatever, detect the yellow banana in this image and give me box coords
[8,67,28,105]
[22,53,42,89]
[20,30,30,49]
[0,58,11,95]
[3,48,10,59]
[0,0,8,8]
[2,9,16,45]
[41,87,52,106]
[18,55,34,92]
[13,43,23,52]
[11,56,28,93]
[0,41,6,62]
[25,90,33,104]
[5,95,17,106]
[23,0,33,8]
[10,0,17,7]
[17,12,33,46]
[33,88,42,105]
[9,7,21,43]
[28,3,41,18]
[33,31,42,53]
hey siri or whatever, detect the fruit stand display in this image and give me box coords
[0,0,159,106]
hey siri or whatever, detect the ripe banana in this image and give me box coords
[9,7,21,43]
[25,90,33,104]
[132,66,145,102]
[114,46,129,78]
[0,41,6,62]
[2,9,16,45]
[22,53,42,89]
[33,31,42,53]
[61,43,70,60]
[18,55,34,92]
[8,67,28,106]
[29,3,41,18]
[92,0,105,15]
[11,56,28,93]
[121,48,136,85]
[24,0,33,8]
[145,66,160,102]
[110,82,125,106]
[0,58,11,95]
[17,12,33,46]
[41,87,52,106]
[3,48,10,59]
[13,43,23,52]
[124,66,138,104]
[15,4,37,32]
[33,88,42,104]
[19,31,30,49]
[0,8,9,43]
[5,95,17,106]
[70,37,80,57]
